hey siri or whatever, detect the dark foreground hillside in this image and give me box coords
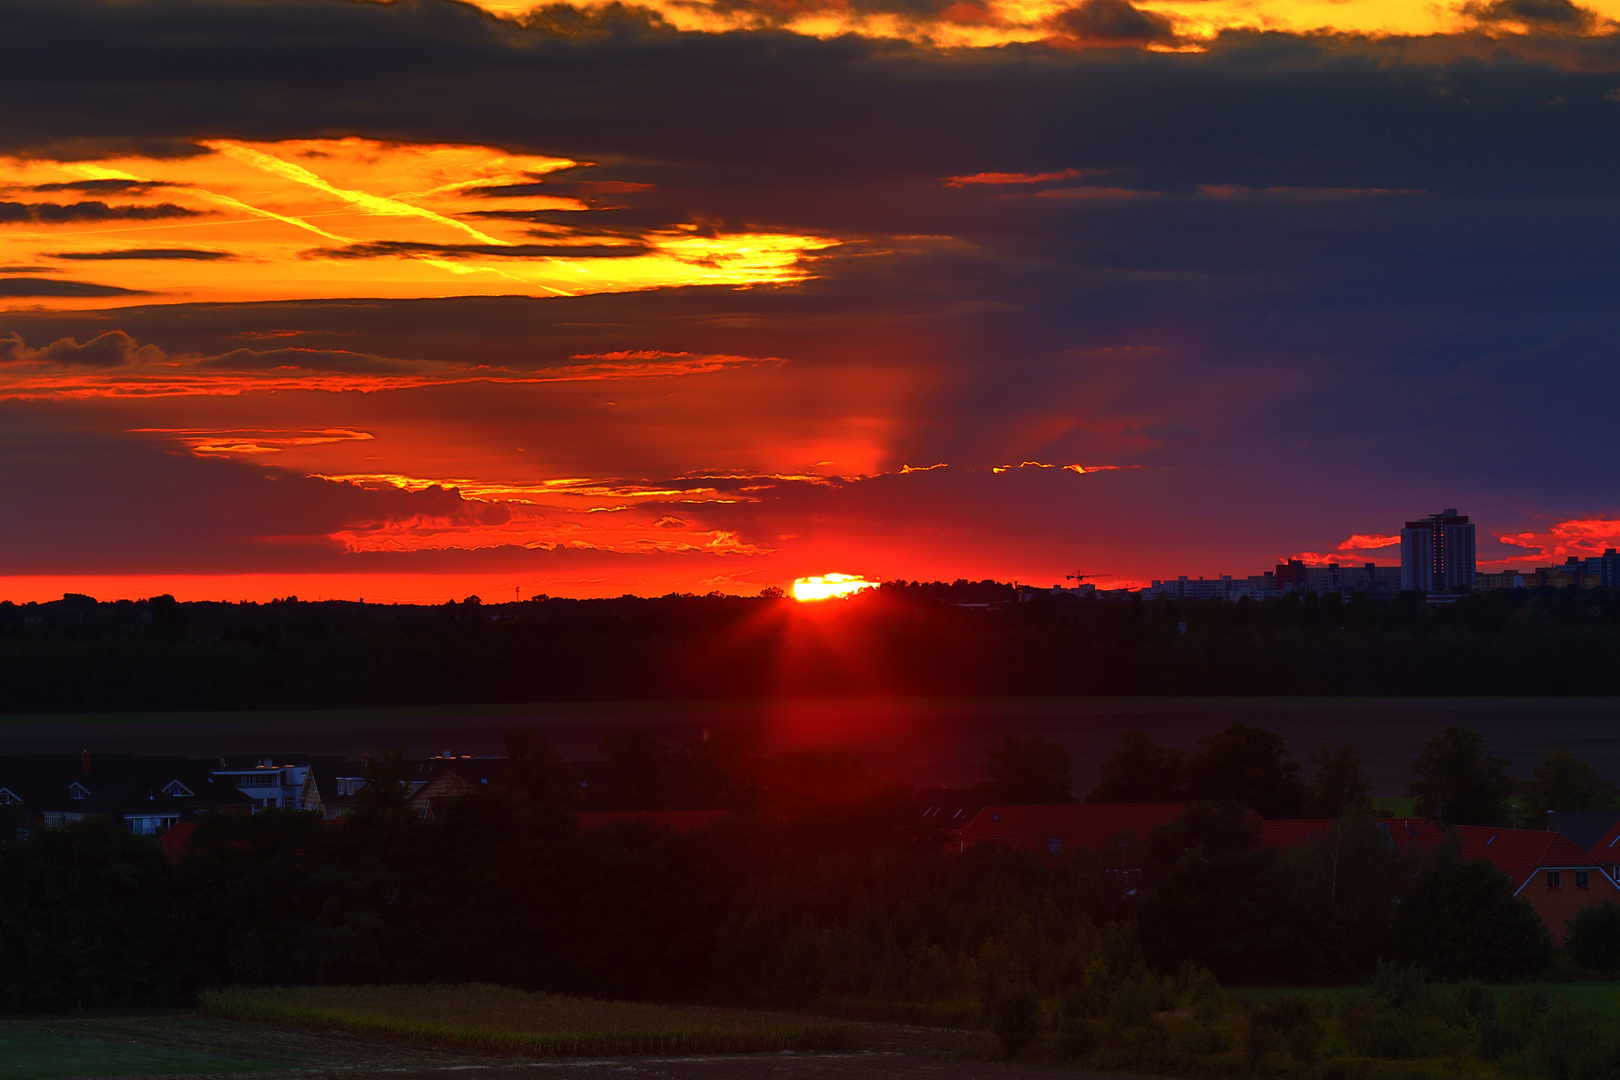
[2,583,1619,712]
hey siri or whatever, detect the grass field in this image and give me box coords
[201,983,863,1056]
[0,1025,289,1080]
[1240,982,1620,1015]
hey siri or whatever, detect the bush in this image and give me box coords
[1339,1003,1467,1061]
[986,979,1039,1055]
[1251,994,1323,1065]
[1051,1016,1102,1058]
[1565,902,1620,974]
[1368,961,1428,1008]
[1452,980,1495,1024]
[1528,1000,1620,1080]
[1108,973,1158,1029]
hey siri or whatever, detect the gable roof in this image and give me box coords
[1589,820,1620,862]
[576,810,728,833]
[953,803,1186,853]
[1547,812,1620,852]
[159,821,201,865]
[1449,825,1599,892]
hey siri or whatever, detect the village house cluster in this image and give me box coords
[4,750,1618,949]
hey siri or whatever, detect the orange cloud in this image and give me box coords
[1337,532,1400,550]
[0,138,836,311]
[1497,517,1620,561]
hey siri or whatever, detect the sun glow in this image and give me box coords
[792,573,877,601]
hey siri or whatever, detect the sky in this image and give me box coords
[2,0,1619,602]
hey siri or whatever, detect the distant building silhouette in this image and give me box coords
[1401,508,1475,593]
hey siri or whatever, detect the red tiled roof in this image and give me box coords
[576,810,728,833]
[953,803,1186,854]
[1589,821,1620,863]
[158,820,199,865]
[1449,825,1599,892]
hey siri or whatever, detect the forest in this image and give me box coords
[2,582,1620,712]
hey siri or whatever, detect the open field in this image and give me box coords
[3,696,1618,792]
[201,984,862,1056]
[0,1009,1108,1080]
[0,1016,309,1080]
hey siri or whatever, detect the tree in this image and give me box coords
[1087,731,1187,803]
[1392,836,1550,979]
[598,728,671,810]
[977,734,1074,804]
[669,727,762,811]
[1566,902,1620,974]
[1305,743,1371,818]
[1407,727,1516,828]
[1519,748,1618,818]
[1185,724,1304,819]
[0,817,179,1009]
[499,727,581,814]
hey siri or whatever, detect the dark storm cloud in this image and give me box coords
[193,346,441,374]
[0,329,161,366]
[29,179,175,195]
[1046,0,1177,46]
[1461,0,1599,31]
[49,248,234,261]
[306,240,651,260]
[0,201,199,224]
[0,278,147,298]
[7,0,1620,211]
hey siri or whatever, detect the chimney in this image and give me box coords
[81,749,91,774]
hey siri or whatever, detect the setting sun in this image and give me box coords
[792,573,878,601]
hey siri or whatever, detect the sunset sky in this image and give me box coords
[3,0,1619,602]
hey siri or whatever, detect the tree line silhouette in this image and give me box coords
[2,582,1620,711]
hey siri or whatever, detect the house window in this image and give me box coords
[1577,870,1590,889]
[69,783,90,800]
[162,780,193,798]
[1547,870,1562,890]
[1047,837,1064,854]
[991,813,1000,822]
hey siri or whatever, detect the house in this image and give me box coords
[212,757,315,812]
[951,803,1187,856]
[576,809,729,833]
[1546,812,1620,853]
[1449,826,1618,945]
[158,820,201,864]
[0,753,254,832]
[916,787,977,828]
[306,758,370,819]
[407,757,506,819]
[1586,820,1620,881]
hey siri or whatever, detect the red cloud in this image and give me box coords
[943,169,1084,188]
[1497,517,1620,561]
[1337,533,1400,550]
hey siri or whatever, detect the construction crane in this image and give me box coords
[1066,572,1113,582]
